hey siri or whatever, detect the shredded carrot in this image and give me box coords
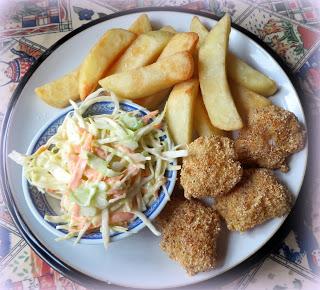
[110,212,134,224]
[94,147,108,159]
[69,133,93,190]
[73,145,81,154]
[107,189,125,196]
[115,144,134,154]
[127,164,139,176]
[85,168,103,182]
[141,169,149,177]
[142,110,159,123]
[69,157,87,190]
[78,127,87,135]
[68,154,78,172]
[82,134,93,151]
[104,175,123,184]
[71,203,80,217]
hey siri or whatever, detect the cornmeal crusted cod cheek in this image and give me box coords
[215,168,292,232]
[156,197,222,275]
[180,136,243,198]
[235,105,306,172]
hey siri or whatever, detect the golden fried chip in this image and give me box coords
[230,82,271,121]
[107,30,174,75]
[191,16,277,96]
[99,51,194,99]
[158,32,198,60]
[227,53,277,97]
[199,14,243,130]
[129,14,152,35]
[194,95,227,137]
[166,79,199,145]
[79,29,136,99]
[160,25,177,33]
[35,68,79,108]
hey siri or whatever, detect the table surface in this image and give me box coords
[0,0,319,289]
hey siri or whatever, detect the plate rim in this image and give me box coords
[0,6,308,289]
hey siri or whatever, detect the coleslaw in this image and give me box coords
[9,89,187,248]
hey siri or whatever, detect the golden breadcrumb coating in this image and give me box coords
[155,191,185,232]
[235,105,306,172]
[156,197,221,275]
[215,168,292,232]
[180,136,243,198]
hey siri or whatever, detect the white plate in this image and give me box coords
[2,9,307,289]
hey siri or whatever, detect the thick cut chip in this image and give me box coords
[191,16,277,97]
[190,16,209,45]
[136,32,198,109]
[79,29,136,99]
[227,53,277,97]
[215,169,292,231]
[230,82,271,121]
[190,16,209,77]
[129,14,152,35]
[135,88,171,110]
[199,14,243,130]
[160,25,177,33]
[166,79,199,145]
[35,68,79,108]
[194,95,226,137]
[107,30,174,75]
[99,51,194,99]
[158,32,198,60]
[156,197,222,276]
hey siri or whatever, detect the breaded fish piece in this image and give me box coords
[156,197,221,275]
[215,168,292,232]
[155,194,185,232]
[235,105,306,172]
[181,136,242,198]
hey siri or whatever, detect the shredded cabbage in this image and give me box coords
[9,89,186,249]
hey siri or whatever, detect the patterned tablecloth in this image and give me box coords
[0,0,320,289]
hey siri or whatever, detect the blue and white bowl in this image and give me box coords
[22,100,177,244]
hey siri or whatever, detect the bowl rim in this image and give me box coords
[22,98,178,244]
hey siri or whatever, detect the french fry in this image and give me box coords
[136,32,198,109]
[35,68,79,108]
[191,16,277,97]
[79,29,136,100]
[158,32,198,60]
[194,95,227,137]
[230,82,272,120]
[227,53,277,96]
[99,51,194,99]
[107,30,174,75]
[190,16,209,46]
[129,14,152,35]
[160,26,176,33]
[134,88,171,110]
[166,79,199,145]
[190,16,209,77]
[199,14,243,131]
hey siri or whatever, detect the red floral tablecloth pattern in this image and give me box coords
[0,1,319,289]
